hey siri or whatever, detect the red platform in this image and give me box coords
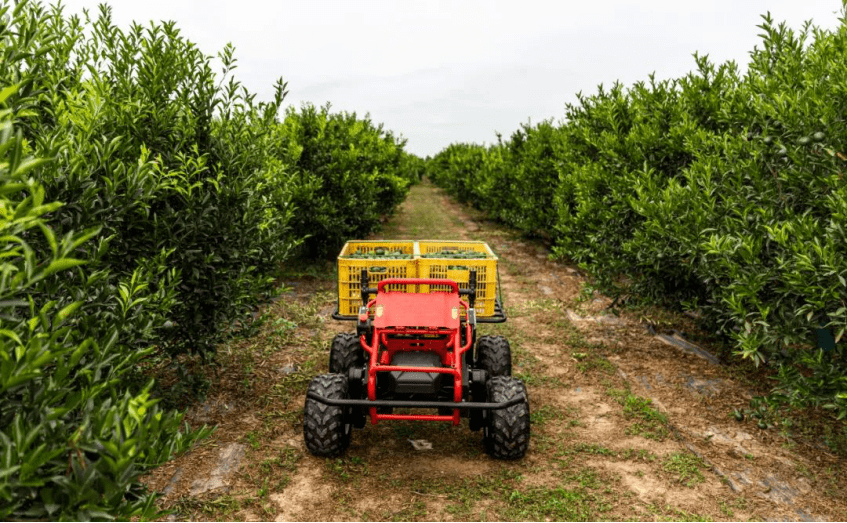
[373,291,462,329]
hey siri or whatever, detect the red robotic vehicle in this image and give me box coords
[304,269,529,459]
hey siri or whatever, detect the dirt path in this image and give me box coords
[146,182,846,521]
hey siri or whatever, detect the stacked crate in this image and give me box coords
[336,240,498,317]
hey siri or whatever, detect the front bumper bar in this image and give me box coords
[306,392,524,410]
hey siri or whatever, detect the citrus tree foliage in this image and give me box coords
[0,89,212,520]
[275,104,412,258]
[0,2,303,359]
[427,11,847,419]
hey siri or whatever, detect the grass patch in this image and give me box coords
[562,467,604,490]
[244,430,262,451]
[608,387,669,440]
[569,443,617,456]
[662,452,706,487]
[503,486,594,521]
[718,497,748,517]
[169,494,242,521]
[620,447,658,462]
[565,443,659,465]
[410,468,523,518]
[325,455,369,482]
[530,404,562,427]
[390,466,614,521]
[388,500,428,521]
[574,352,616,374]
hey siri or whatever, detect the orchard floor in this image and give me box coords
[145,182,846,522]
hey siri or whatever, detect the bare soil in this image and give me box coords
[144,182,847,522]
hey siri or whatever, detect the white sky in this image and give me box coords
[59,1,843,156]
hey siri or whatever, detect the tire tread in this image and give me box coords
[329,333,364,374]
[477,335,512,377]
[484,376,530,459]
[303,373,351,457]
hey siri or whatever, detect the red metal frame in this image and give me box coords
[377,278,459,293]
[359,278,472,426]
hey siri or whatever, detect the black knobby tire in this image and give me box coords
[303,374,352,457]
[329,333,364,374]
[476,335,512,377]
[484,376,530,459]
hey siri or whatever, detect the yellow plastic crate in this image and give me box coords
[416,240,498,317]
[337,241,418,316]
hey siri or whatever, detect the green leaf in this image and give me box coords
[14,158,49,178]
[0,84,18,104]
[0,465,21,481]
[37,222,58,257]
[0,182,27,196]
[40,258,86,279]
[0,329,22,346]
[0,372,40,392]
[56,302,82,323]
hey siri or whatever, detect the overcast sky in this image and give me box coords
[59,1,843,156]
